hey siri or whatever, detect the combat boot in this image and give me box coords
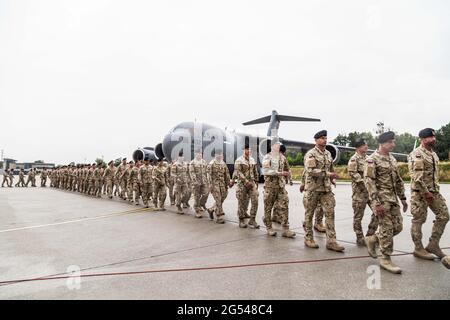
[304,239,319,249]
[326,241,345,252]
[356,236,366,247]
[207,208,214,220]
[182,203,190,209]
[266,228,277,237]
[379,255,402,274]
[314,223,326,233]
[177,206,183,214]
[282,228,296,239]
[413,247,435,260]
[247,218,260,229]
[195,211,203,219]
[239,221,247,228]
[426,241,446,259]
[365,235,378,259]
[216,217,225,224]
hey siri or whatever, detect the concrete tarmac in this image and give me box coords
[0,179,449,299]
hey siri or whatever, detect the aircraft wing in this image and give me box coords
[280,139,408,161]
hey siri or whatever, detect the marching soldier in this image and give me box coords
[347,139,378,246]
[139,159,153,208]
[167,161,176,206]
[272,144,292,225]
[26,168,37,187]
[172,151,190,214]
[261,140,296,238]
[2,169,9,187]
[189,150,209,218]
[299,170,326,232]
[8,169,14,187]
[103,161,116,199]
[128,161,141,205]
[302,130,344,251]
[207,150,230,224]
[16,169,26,187]
[152,158,168,211]
[234,142,260,229]
[364,131,408,274]
[40,168,48,187]
[93,164,102,197]
[116,158,128,199]
[408,128,449,260]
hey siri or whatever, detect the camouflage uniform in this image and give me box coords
[152,162,168,210]
[207,158,230,223]
[2,170,9,187]
[303,147,343,250]
[16,171,26,187]
[103,165,116,198]
[364,150,406,258]
[408,146,449,257]
[172,159,190,213]
[298,170,325,229]
[167,163,176,205]
[234,155,259,227]
[26,170,37,187]
[139,163,153,207]
[93,166,102,197]
[127,166,140,204]
[272,158,293,224]
[262,151,295,237]
[40,169,47,187]
[189,158,209,217]
[8,170,14,187]
[116,163,128,199]
[348,152,378,241]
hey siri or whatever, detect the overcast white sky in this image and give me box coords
[1,0,449,164]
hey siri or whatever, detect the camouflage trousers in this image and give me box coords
[2,176,9,187]
[236,184,258,220]
[411,191,449,249]
[210,185,228,217]
[192,183,209,212]
[303,191,336,241]
[183,187,192,205]
[120,180,128,198]
[41,177,47,187]
[113,180,120,196]
[263,186,289,229]
[168,180,175,204]
[128,181,141,202]
[174,182,189,207]
[105,180,115,198]
[352,187,378,238]
[373,202,403,256]
[153,183,167,209]
[26,177,36,187]
[140,182,153,206]
[87,180,95,195]
[15,177,26,187]
[94,179,102,197]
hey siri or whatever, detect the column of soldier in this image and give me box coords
[2,168,42,188]
[35,127,450,274]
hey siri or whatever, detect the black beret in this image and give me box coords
[279,144,287,153]
[214,149,223,156]
[377,131,395,144]
[418,128,436,139]
[353,139,367,148]
[122,157,127,161]
[314,130,327,139]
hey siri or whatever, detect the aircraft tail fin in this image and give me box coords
[243,110,320,137]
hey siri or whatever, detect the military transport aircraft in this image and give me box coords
[132,110,407,175]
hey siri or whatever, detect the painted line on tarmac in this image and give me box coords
[0,207,153,233]
[1,246,448,286]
